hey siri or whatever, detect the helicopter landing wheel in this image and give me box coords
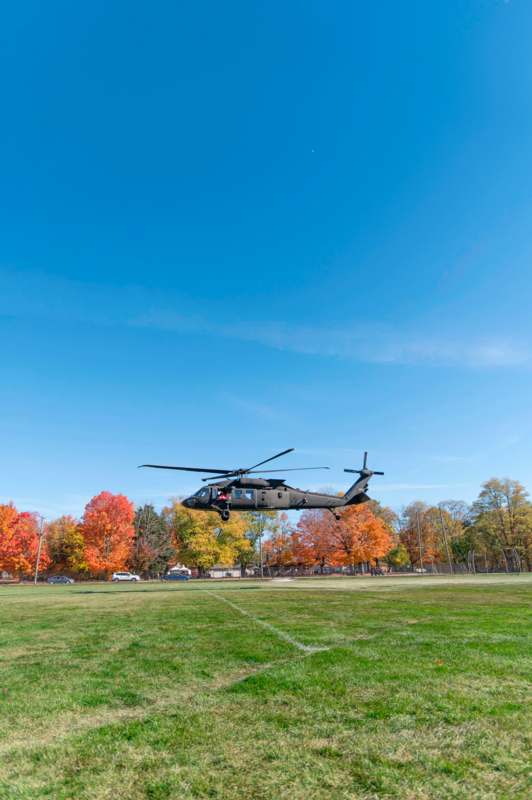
[220,509,231,522]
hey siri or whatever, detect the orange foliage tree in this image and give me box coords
[264,506,393,574]
[0,504,49,577]
[296,505,393,573]
[297,510,337,573]
[81,492,135,577]
[262,514,295,571]
[330,504,393,571]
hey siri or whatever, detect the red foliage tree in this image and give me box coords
[288,528,315,570]
[81,492,135,578]
[0,504,49,577]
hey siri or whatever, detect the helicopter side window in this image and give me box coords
[233,489,254,503]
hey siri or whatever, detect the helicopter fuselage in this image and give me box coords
[182,477,357,519]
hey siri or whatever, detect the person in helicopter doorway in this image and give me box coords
[217,487,231,508]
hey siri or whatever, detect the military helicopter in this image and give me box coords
[140,448,383,521]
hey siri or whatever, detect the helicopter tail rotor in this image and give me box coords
[343,451,384,477]
[342,451,384,505]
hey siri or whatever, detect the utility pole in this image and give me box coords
[415,510,424,572]
[34,515,45,585]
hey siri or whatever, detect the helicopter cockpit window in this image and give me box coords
[195,488,210,498]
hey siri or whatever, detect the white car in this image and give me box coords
[111,571,140,582]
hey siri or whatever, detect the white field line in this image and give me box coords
[204,590,328,654]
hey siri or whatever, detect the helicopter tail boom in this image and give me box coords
[342,452,383,506]
[343,489,371,506]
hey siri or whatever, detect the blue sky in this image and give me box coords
[1,0,531,519]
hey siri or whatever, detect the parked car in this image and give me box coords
[111,571,140,582]
[162,572,190,581]
[47,575,75,585]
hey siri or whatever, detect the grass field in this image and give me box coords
[0,575,530,799]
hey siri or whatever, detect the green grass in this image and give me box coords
[0,575,530,799]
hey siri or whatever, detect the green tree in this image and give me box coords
[384,543,410,570]
[450,527,478,568]
[130,504,177,576]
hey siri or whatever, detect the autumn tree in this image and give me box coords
[297,510,337,573]
[0,504,49,577]
[130,504,176,576]
[46,515,87,575]
[469,478,532,571]
[163,501,250,575]
[439,500,470,530]
[218,510,252,570]
[0,504,20,575]
[262,530,293,573]
[399,502,441,569]
[262,514,296,573]
[239,510,278,575]
[330,504,393,572]
[368,499,399,536]
[82,492,135,578]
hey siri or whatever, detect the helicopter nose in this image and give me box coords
[182,497,193,508]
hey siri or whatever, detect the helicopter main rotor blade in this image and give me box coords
[247,467,330,474]
[142,449,295,480]
[244,448,295,472]
[201,466,330,482]
[139,464,233,474]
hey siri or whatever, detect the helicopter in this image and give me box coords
[139,449,383,521]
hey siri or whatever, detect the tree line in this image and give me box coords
[0,477,531,579]
[0,492,253,579]
[273,478,532,574]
